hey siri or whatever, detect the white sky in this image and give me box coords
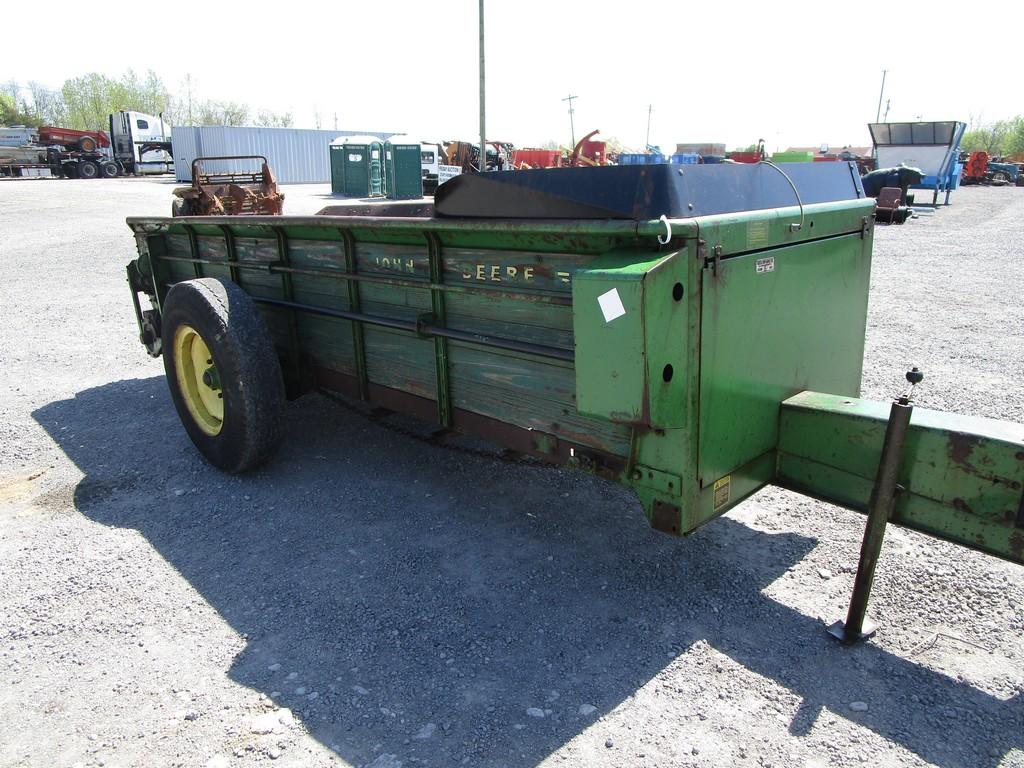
[3,0,1021,151]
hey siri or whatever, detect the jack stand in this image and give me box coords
[829,368,922,644]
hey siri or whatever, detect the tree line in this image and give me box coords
[959,117,1024,157]
[1,70,293,132]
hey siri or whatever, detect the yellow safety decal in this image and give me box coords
[713,475,731,512]
[747,219,769,248]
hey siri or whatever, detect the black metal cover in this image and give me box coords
[434,162,865,220]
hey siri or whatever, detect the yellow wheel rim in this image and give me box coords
[173,324,224,436]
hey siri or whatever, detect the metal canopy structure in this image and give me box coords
[868,120,966,206]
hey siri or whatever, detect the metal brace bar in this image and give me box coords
[275,229,303,390]
[340,229,369,402]
[183,224,202,279]
[426,231,452,429]
[219,225,241,284]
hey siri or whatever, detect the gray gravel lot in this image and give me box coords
[1,177,1022,768]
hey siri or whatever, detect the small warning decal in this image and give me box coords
[747,219,769,247]
[597,288,626,323]
[756,257,775,274]
[713,475,731,512]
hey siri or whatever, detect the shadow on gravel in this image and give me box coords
[35,378,1022,768]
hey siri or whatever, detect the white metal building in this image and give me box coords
[171,125,397,183]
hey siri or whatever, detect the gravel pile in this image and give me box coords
[1,178,1022,768]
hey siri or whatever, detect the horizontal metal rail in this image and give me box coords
[158,280,574,362]
[253,296,575,362]
[157,254,573,306]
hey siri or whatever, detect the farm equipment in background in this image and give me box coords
[171,156,284,216]
[0,125,119,179]
[567,129,607,167]
[960,151,1022,186]
[868,121,966,205]
[0,110,172,179]
[728,139,767,163]
[443,141,515,173]
[512,148,563,169]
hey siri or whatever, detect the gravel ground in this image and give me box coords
[1,177,1022,768]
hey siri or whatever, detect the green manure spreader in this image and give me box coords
[125,162,1023,641]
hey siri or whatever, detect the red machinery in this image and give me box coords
[568,130,607,167]
[729,139,767,164]
[37,126,110,152]
[961,151,989,184]
[512,149,563,169]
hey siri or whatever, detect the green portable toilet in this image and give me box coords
[331,135,384,197]
[329,140,347,194]
[384,135,423,199]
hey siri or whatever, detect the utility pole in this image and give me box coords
[883,99,891,122]
[479,0,486,172]
[562,94,577,148]
[334,113,338,131]
[645,104,653,149]
[875,70,887,123]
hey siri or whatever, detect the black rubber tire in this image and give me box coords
[100,161,119,178]
[161,278,286,473]
[62,163,79,179]
[78,160,99,179]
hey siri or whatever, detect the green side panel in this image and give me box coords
[385,143,423,200]
[777,391,1024,565]
[698,232,871,488]
[571,249,689,428]
[572,254,649,423]
[364,326,436,400]
[446,343,632,457]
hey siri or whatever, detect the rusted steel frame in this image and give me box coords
[274,229,303,389]
[340,229,369,402]
[218,225,242,284]
[155,254,572,306]
[313,366,624,479]
[425,231,452,428]
[249,295,574,362]
[182,224,203,279]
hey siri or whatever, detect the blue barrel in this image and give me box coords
[670,153,700,165]
[618,153,666,165]
[701,155,725,164]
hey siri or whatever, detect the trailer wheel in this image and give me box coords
[100,161,119,178]
[161,278,286,473]
[78,160,99,179]
[62,163,79,179]
[78,136,98,152]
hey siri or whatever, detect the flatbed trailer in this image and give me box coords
[125,162,1023,640]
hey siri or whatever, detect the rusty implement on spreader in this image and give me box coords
[172,155,284,217]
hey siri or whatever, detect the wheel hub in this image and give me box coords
[173,324,224,435]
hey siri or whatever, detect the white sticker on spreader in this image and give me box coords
[756,256,775,274]
[597,288,626,323]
